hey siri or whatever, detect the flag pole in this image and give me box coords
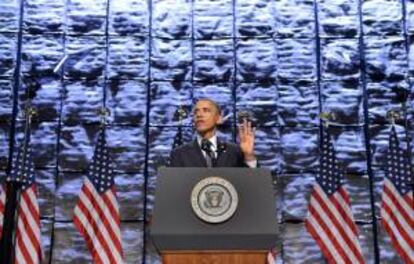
[0,181,19,263]
[97,107,110,151]
[0,103,35,263]
[177,105,186,126]
[177,105,186,137]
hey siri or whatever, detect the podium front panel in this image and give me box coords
[151,168,278,251]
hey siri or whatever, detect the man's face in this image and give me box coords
[193,100,221,135]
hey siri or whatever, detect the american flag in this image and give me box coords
[380,126,414,263]
[8,135,42,264]
[0,181,5,240]
[305,128,365,264]
[73,129,124,264]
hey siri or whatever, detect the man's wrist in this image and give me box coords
[245,159,257,168]
[244,154,256,161]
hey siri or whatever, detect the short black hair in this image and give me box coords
[193,98,222,115]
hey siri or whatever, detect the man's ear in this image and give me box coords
[216,115,223,125]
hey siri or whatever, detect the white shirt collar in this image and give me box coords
[196,133,217,150]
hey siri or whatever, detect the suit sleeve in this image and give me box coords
[169,148,181,167]
[235,147,248,167]
[237,147,259,168]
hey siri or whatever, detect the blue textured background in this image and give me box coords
[0,0,413,263]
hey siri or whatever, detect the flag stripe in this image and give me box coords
[310,189,364,263]
[15,228,33,264]
[14,243,27,264]
[306,210,345,264]
[308,205,351,263]
[382,189,414,239]
[74,188,119,263]
[381,202,414,249]
[20,191,41,242]
[102,189,121,226]
[311,196,355,263]
[382,210,414,263]
[73,208,111,264]
[322,186,364,259]
[311,186,364,263]
[17,203,40,259]
[75,183,123,263]
[83,180,123,253]
[15,186,42,264]
[102,190,122,243]
[16,212,38,264]
[74,192,115,264]
[24,188,41,222]
[406,193,413,206]
[335,188,360,236]
[84,180,122,244]
[383,179,414,225]
[316,185,361,246]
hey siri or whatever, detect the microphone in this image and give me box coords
[237,110,256,127]
[216,111,257,129]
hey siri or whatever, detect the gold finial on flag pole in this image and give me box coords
[24,106,37,119]
[23,101,37,125]
[176,105,187,126]
[97,107,111,127]
[386,110,401,125]
[319,112,335,127]
[22,103,37,140]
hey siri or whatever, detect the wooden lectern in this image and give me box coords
[161,250,268,264]
[151,168,278,264]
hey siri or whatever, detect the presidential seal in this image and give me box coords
[191,177,238,223]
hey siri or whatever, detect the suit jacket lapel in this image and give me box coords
[191,139,208,167]
[215,138,229,167]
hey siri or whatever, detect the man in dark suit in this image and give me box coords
[170,98,257,168]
